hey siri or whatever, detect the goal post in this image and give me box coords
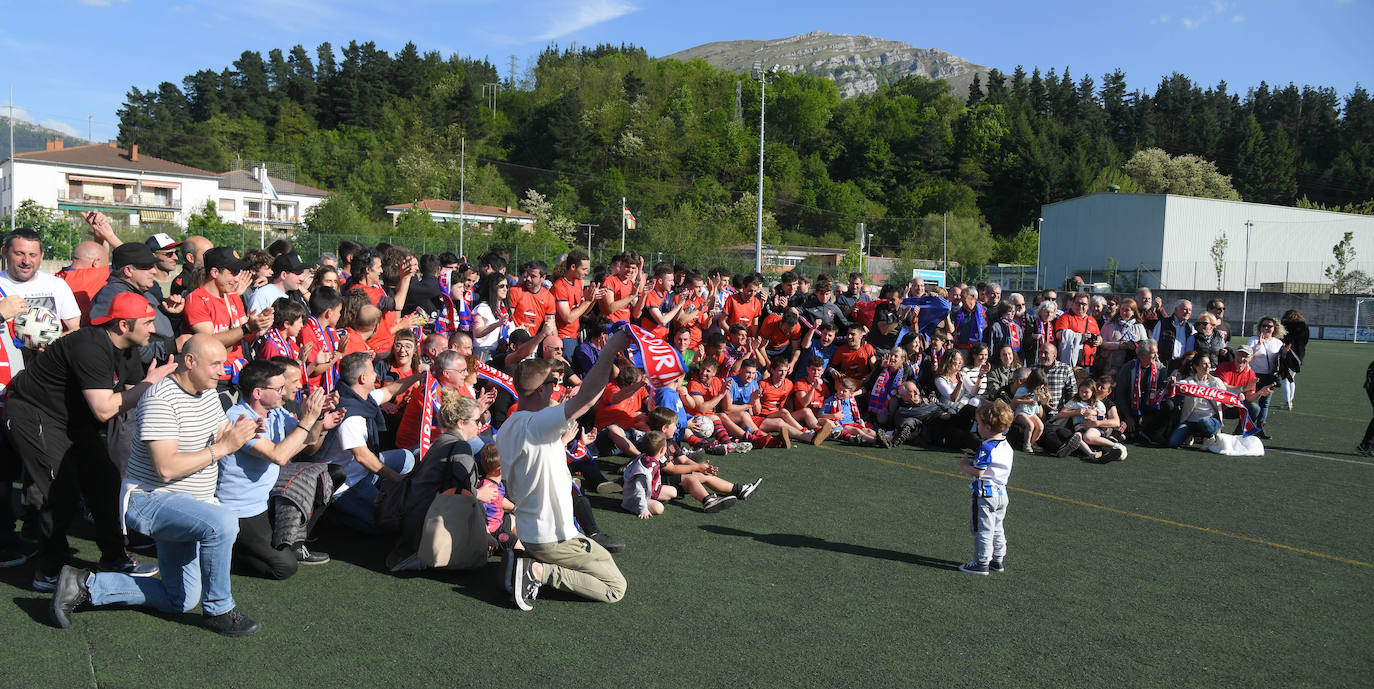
[1355,297,1374,343]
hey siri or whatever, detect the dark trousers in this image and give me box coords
[5,399,125,574]
[233,511,298,580]
[1036,424,1076,453]
[1363,387,1374,447]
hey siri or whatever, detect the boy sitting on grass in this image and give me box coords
[958,400,1015,576]
[624,408,763,516]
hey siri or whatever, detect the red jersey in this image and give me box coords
[550,277,585,338]
[638,288,675,339]
[1215,362,1257,391]
[791,379,830,412]
[184,286,248,378]
[1054,312,1101,366]
[758,313,800,350]
[722,292,763,333]
[687,377,724,414]
[755,377,793,415]
[678,293,709,350]
[368,310,398,354]
[831,342,876,381]
[60,266,111,327]
[595,383,649,430]
[301,317,337,391]
[601,274,636,323]
[509,285,555,335]
[340,328,371,357]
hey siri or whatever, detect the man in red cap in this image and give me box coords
[4,292,177,592]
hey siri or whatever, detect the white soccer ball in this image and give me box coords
[688,415,714,439]
[12,307,61,349]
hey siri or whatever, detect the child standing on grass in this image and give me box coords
[958,400,1015,575]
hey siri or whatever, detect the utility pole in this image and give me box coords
[578,223,599,253]
[1034,216,1043,290]
[87,114,92,142]
[482,83,500,119]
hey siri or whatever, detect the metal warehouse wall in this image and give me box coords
[1041,193,1374,292]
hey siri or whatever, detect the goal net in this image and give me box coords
[1355,297,1374,343]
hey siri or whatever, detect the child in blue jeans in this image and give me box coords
[958,400,1015,575]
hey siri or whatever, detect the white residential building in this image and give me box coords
[1,139,219,228]
[215,168,329,235]
[385,199,535,229]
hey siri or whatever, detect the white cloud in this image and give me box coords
[38,119,81,137]
[1181,17,1202,29]
[1151,14,1171,24]
[1232,14,1244,22]
[534,0,638,41]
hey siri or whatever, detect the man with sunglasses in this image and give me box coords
[217,359,344,579]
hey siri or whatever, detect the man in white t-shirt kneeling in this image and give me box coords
[499,329,633,611]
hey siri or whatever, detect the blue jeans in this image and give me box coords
[87,490,239,616]
[328,449,415,534]
[1167,417,1223,448]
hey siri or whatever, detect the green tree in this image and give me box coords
[1121,148,1240,199]
[303,194,371,236]
[1325,231,1358,293]
[1234,115,1298,203]
[2,200,82,260]
[187,200,247,248]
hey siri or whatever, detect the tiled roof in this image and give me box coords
[385,199,534,219]
[217,169,330,197]
[12,143,219,178]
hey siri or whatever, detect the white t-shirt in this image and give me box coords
[0,270,80,322]
[497,404,578,544]
[317,389,387,487]
[473,302,501,348]
[1246,336,1283,375]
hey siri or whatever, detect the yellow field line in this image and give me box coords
[828,446,1374,570]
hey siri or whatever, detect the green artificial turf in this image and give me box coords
[3,341,1371,689]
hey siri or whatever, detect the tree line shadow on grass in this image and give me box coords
[698,525,962,571]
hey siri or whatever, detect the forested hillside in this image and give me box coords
[113,41,1374,264]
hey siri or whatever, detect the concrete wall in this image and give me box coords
[1120,288,1367,340]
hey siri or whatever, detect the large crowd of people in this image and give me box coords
[0,210,1313,634]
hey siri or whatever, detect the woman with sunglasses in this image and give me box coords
[1245,316,1286,438]
[472,273,513,362]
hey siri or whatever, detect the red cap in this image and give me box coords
[91,292,155,325]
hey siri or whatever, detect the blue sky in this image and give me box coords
[2,0,1369,143]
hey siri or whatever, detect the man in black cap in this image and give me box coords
[91,243,177,364]
[184,247,273,397]
[247,251,309,313]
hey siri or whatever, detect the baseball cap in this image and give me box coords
[111,243,158,271]
[1234,346,1252,358]
[203,246,249,273]
[91,292,155,325]
[271,251,308,274]
[144,233,183,252]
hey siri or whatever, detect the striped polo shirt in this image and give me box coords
[125,376,226,502]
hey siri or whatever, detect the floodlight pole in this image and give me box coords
[1034,216,1043,290]
[8,85,13,231]
[459,137,465,259]
[754,63,766,274]
[1241,220,1253,334]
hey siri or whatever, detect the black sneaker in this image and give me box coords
[701,494,737,513]
[513,558,541,611]
[1357,443,1374,457]
[202,608,262,637]
[686,449,706,462]
[706,443,729,456]
[590,532,625,553]
[1056,434,1083,458]
[50,566,90,629]
[959,560,990,576]
[98,552,159,578]
[1255,429,1272,440]
[737,478,764,501]
[874,430,891,448]
[989,558,1004,573]
[0,535,36,569]
[294,545,330,565]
